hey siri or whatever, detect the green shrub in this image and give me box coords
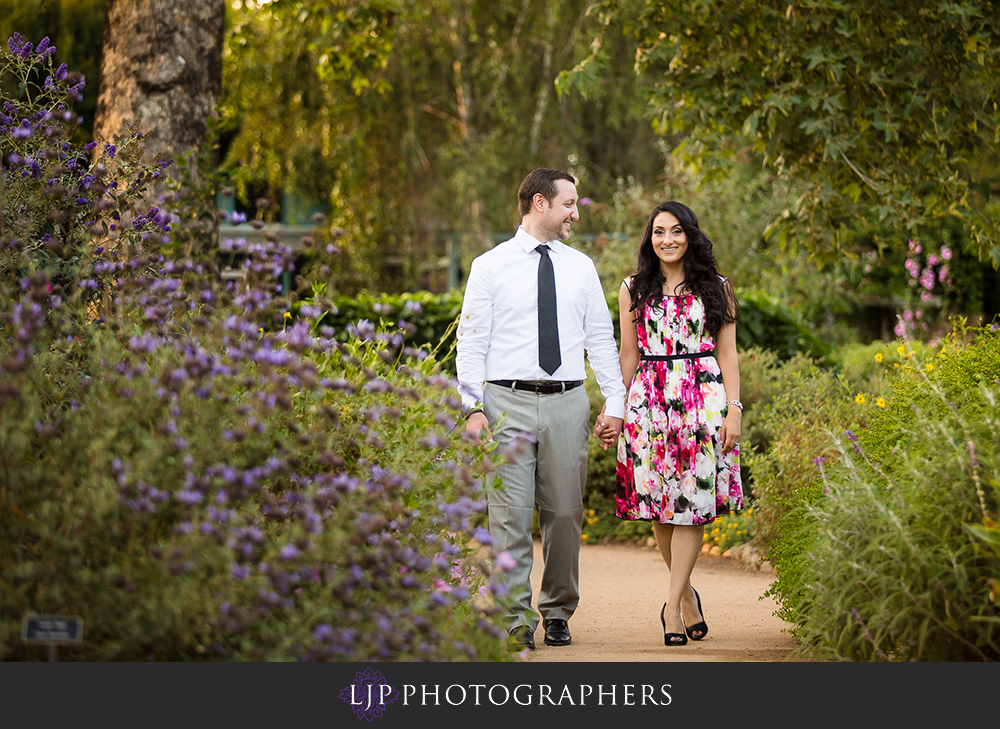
[751,345,893,631]
[734,289,831,362]
[775,327,1000,661]
[746,364,869,552]
[859,326,1000,471]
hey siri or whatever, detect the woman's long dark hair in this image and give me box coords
[628,201,739,337]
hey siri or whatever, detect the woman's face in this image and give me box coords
[650,210,688,271]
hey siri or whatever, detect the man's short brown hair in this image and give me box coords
[517,168,576,217]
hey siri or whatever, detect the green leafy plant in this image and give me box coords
[770,327,1000,660]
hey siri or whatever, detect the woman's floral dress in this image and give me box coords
[616,285,743,526]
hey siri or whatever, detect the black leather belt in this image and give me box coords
[488,379,584,394]
[640,350,715,361]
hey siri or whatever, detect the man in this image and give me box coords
[456,168,625,651]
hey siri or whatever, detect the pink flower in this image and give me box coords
[941,247,952,260]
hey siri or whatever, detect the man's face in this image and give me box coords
[537,179,579,241]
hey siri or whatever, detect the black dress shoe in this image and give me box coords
[543,619,572,646]
[507,625,536,651]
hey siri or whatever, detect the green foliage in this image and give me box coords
[220,0,662,292]
[603,288,830,362]
[744,356,873,553]
[309,287,464,373]
[567,0,1000,265]
[847,218,1000,341]
[764,327,1000,660]
[859,327,1000,472]
[735,290,830,362]
[0,32,166,304]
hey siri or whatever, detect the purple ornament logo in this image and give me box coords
[339,667,400,721]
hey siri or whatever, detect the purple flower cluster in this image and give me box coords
[1,36,508,662]
[6,32,56,60]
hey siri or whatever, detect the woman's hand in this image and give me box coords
[720,408,741,455]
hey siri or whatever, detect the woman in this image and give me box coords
[596,201,743,646]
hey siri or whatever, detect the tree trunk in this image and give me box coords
[93,0,225,187]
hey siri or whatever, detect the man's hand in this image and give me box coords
[465,411,492,445]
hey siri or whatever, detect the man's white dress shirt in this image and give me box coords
[456,226,626,419]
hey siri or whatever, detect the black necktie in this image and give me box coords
[536,244,561,375]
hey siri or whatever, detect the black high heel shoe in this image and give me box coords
[685,588,708,641]
[660,602,688,646]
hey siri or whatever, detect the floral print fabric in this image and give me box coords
[616,290,743,526]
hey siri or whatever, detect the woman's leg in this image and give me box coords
[653,522,673,570]
[653,523,705,641]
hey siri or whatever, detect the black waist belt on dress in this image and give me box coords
[640,350,715,361]
[488,380,584,394]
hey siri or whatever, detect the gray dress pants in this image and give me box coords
[483,381,590,631]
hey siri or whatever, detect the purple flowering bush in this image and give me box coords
[1,36,512,661]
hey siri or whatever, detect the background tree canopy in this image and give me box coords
[8,0,999,332]
[219,0,663,292]
[561,0,1000,266]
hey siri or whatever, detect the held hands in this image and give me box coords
[592,403,623,451]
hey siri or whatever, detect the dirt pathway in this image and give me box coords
[521,539,801,662]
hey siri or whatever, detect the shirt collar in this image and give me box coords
[515,226,566,255]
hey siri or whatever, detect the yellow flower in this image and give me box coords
[855,393,866,404]
[284,311,292,319]
[581,534,589,541]
[926,363,935,371]
[876,397,887,408]
[897,344,907,356]
[894,362,900,368]
[588,509,595,516]
[874,353,883,363]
